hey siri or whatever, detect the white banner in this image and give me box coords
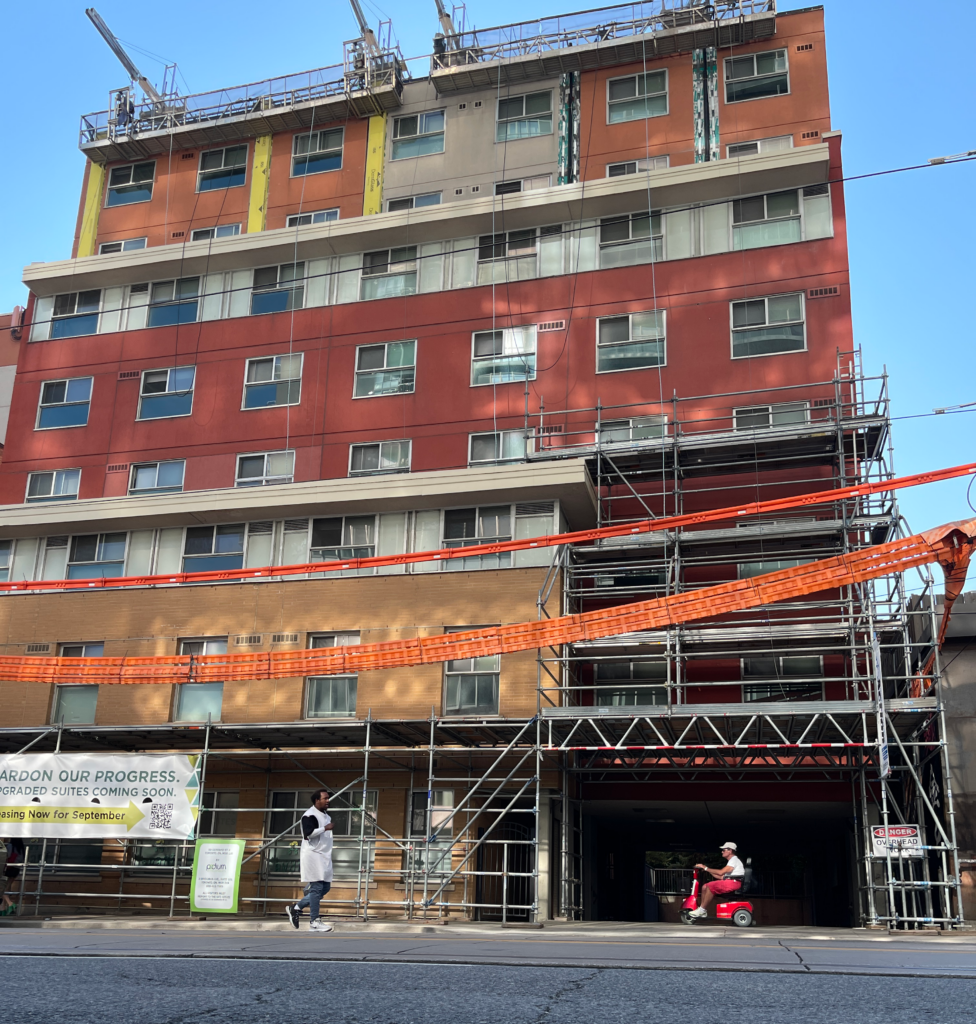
[0,753,201,839]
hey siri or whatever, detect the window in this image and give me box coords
[597,310,665,372]
[287,209,339,227]
[599,212,662,268]
[406,790,454,875]
[445,647,499,715]
[595,661,667,706]
[607,70,668,123]
[360,247,417,300]
[99,237,146,254]
[354,340,416,397]
[742,655,822,702]
[477,229,537,283]
[200,792,240,836]
[183,526,245,571]
[496,91,552,141]
[310,516,375,560]
[733,190,801,249]
[190,223,241,241]
[387,193,441,212]
[129,460,185,496]
[292,128,343,176]
[727,135,793,158]
[106,161,155,206]
[0,540,11,582]
[251,263,305,314]
[731,294,805,358]
[26,469,80,503]
[471,326,536,386]
[349,440,411,476]
[443,506,511,570]
[391,110,445,159]
[607,155,669,177]
[598,416,667,443]
[733,402,809,431]
[243,354,303,408]
[175,639,226,722]
[725,49,789,103]
[51,291,100,338]
[738,558,812,579]
[469,429,527,465]
[37,377,92,429]
[52,642,104,725]
[148,278,199,327]
[494,175,551,195]
[236,451,295,487]
[306,633,359,718]
[66,534,126,579]
[197,145,247,191]
[138,366,195,419]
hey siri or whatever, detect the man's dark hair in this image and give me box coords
[311,789,329,803]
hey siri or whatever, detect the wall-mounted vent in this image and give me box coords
[284,519,309,533]
[515,501,555,517]
[470,185,480,193]
[46,537,68,548]
[455,188,464,195]
[538,320,566,332]
[539,424,564,434]
[271,633,299,644]
[181,151,196,159]
[802,183,829,197]
[812,398,834,408]
[495,179,522,195]
[808,286,839,299]
[474,100,482,108]
[118,370,141,380]
[171,231,185,239]
[234,635,262,646]
[26,643,51,654]
[796,43,814,52]
[247,521,273,536]
[801,129,820,139]
[458,102,466,110]
[106,464,128,473]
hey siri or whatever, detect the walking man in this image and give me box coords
[286,789,334,933]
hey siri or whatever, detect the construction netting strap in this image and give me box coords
[3,519,973,687]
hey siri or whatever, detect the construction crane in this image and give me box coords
[348,0,383,57]
[85,8,169,107]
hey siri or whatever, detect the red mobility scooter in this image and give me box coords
[680,863,755,927]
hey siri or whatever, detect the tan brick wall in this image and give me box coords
[0,569,554,728]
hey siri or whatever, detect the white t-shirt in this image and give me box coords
[726,855,745,878]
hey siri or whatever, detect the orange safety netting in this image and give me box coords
[4,518,973,687]
[2,461,974,595]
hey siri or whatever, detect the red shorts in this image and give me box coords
[705,879,742,896]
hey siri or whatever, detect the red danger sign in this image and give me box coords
[871,824,923,857]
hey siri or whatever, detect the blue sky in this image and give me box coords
[0,1,972,531]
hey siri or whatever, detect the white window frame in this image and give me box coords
[137,366,196,421]
[468,429,527,466]
[387,192,442,212]
[443,637,500,716]
[190,223,241,242]
[55,643,104,729]
[470,326,537,387]
[35,377,93,430]
[353,340,417,399]
[597,415,668,444]
[182,526,246,571]
[196,144,248,193]
[291,128,344,177]
[26,469,81,503]
[174,638,226,723]
[726,134,793,158]
[606,156,669,177]
[732,401,810,432]
[724,48,790,104]
[494,175,551,196]
[348,439,412,476]
[730,293,806,360]
[596,310,666,374]
[305,633,361,720]
[105,160,156,207]
[286,209,339,227]
[391,110,446,160]
[51,290,102,338]
[250,263,306,315]
[599,212,663,268]
[741,654,823,702]
[98,237,147,255]
[310,515,377,561]
[147,277,200,327]
[495,90,553,142]
[360,247,418,300]
[235,450,296,487]
[606,69,668,124]
[128,459,186,496]
[242,353,304,410]
[732,190,802,250]
[66,532,129,579]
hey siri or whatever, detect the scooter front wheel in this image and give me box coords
[680,910,698,925]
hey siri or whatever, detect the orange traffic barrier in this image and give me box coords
[4,518,972,687]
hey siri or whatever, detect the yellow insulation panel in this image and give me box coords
[247,135,273,233]
[77,162,107,258]
[363,114,387,216]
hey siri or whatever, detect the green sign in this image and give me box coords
[190,839,246,914]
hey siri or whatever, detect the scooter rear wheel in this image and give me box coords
[732,908,753,928]
[680,910,698,925]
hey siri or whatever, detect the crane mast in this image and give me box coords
[85,7,167,107]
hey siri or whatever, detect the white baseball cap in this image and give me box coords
[720,842,737,851]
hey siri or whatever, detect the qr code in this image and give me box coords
[149,803,174,830]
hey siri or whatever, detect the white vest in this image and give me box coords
[299,806,334,883]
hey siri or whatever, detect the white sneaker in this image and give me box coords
[689,907,707,918]
[309,920,334,933]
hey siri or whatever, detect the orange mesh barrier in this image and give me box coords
[1,461,974,595]
[4,518,973,687]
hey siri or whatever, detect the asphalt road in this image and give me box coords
[3,955,974,1024]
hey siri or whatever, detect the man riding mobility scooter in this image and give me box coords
[680,842,754,927]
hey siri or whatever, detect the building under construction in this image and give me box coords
[0,1,971,928]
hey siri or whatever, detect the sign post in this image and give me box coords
[189,839,246,914]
